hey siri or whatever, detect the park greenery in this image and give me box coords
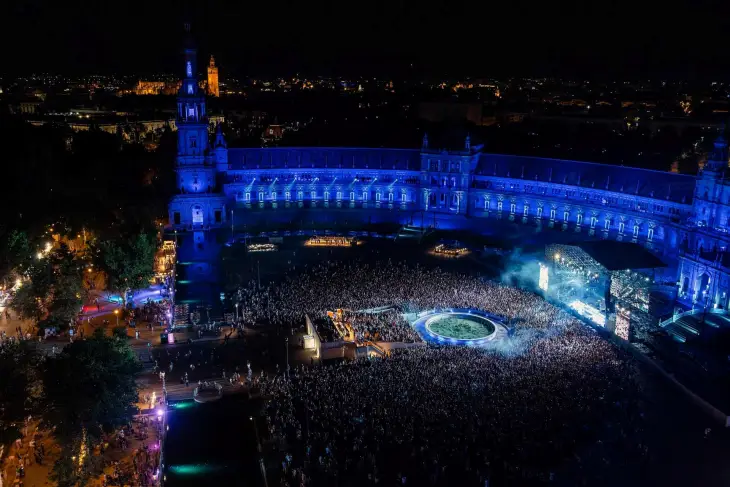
[92,232,157,296]
[0,331,141,486]
[11,243,85,331]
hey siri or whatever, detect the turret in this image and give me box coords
[706,133,729,173]
[214,123,228,171]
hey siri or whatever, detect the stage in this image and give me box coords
[411,308,509,347]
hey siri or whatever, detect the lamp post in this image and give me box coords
[235,303,239,322]
[114,309,119,326]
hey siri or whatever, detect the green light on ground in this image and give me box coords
[176,280,192,284]
[171,401,195,409]
[169,464,224,475]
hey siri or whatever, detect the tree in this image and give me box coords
[11,243,85,331]
[0,230,34,285]
[93,232,156,295]
[42,333,141,486]
[0,341,42,444]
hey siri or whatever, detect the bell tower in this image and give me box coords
[207,56,219,97]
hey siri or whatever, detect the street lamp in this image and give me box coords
[114,309,119,326]
[235,303,239,322]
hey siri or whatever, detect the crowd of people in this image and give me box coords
[238,260,577,342]
[239,260,649,486]
[344,311,421,343]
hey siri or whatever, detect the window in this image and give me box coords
[187,83,194,95]
[605,219,611,230]
[510,203,516,214]
[311,191,316,200]
[590,216,597,228]
[350,191,355,201]
[324,191,330,201]
[186,61,192,77]
[272,191,278,201]
[576,214,583,225]
[550,208,556,220]
[376,192,381,202]
[633,225,640,238]
[484,198,489,210]
[297,191,303,200]
[523,205,529,217]
[192,205,204,224]
[537,207,543,218]
[497,201,503,212]
[245,192,251,202]
[389,192,394,202]
[362,191,368,201]
[173,212,181,225]
[401,193,406,202]
[619,222,625,234]
[187,107,195,118]
[285,191,291,201]
[336,191,342,200]
[258,192,264,201]
[647,228,654,241]
[563,211,569,222]
[214,210,222,223]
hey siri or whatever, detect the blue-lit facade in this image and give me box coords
[168,39,730,311]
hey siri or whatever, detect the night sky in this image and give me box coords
[4,0,730,79]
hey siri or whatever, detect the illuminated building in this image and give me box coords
[207,56,219,97]
[167,28,730,312]
[168,23,227,230]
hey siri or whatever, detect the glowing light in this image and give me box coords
[305,236,357,247]
[615,309,630,340]
[568,300,606,326]
[431,243,469,257]
[538,263,549,292]
[247,243,278,252]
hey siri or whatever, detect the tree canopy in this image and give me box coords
[92,232,157,294]
[42,333,142,485]
[11,243,85,330]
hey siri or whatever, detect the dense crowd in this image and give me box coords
[345,311,421,343]
[240,261,649,486]
[237,260,576,342]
